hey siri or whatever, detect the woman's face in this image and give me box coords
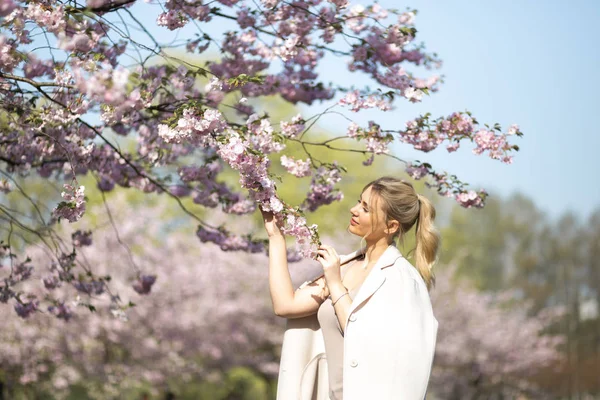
[348,186,385,240]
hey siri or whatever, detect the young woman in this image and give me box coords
[262,176,440,400]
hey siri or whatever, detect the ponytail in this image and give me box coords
[414,195,440,290]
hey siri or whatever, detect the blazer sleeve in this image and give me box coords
[386,266,438,400]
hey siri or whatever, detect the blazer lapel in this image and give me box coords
[339,247,365,266]
[345,245,403,322]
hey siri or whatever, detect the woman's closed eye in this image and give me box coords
[357,199,368,212]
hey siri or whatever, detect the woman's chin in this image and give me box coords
[347,224,360,236]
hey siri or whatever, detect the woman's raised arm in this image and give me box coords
[262,210,329,318]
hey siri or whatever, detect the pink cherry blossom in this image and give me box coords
[339,90,392,112]
[14,300,38,319]
[303,163,343,212]
[404,86,424,102]
[157,10,189,30]
[406,163,429,180]
[0,35,20,72]
[328,0,348,9]
[507,124,520,135]
[455,190,485,209]
[0,0,16,17]
[280,114,305,137]
[132,275,157,295]
[280,155,312,177]
[52,184,86,223]
[398,11,416,26]
[71,230,92,247]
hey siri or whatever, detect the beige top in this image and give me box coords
[316,256,365,400]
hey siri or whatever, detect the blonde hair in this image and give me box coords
[363,177,440,290]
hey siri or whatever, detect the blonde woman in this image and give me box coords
[262,177,440,400]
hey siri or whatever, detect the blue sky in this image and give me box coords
[400,0,600,219]
[305,0,600,219]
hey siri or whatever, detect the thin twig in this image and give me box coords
[97,175,141,274]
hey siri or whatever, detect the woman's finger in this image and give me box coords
[322,245,336,256]
[316,249,329,259]
[316,252,335,267]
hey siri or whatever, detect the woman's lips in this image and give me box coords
[350,218,358,225]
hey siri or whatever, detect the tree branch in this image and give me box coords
[0,72,75,89]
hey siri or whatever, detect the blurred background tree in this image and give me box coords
[4,151,600,398]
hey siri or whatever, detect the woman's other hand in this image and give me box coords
[316,244,342,286]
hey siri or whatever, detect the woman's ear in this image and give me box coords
[385,220,400,236]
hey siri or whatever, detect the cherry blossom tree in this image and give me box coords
[0,192,324,398]
[0,0,522,317]
[0,194,564,399]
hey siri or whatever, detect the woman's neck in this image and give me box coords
[363,237,392,265]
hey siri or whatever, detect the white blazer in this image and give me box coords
[276,244,438,400]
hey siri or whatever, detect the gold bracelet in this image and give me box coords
[332,291,349,306]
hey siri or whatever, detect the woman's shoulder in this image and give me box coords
[385,256,428,292]
[383,258,436,319]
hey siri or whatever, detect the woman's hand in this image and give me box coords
[261,208,284,238]
[316,244,343,287]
